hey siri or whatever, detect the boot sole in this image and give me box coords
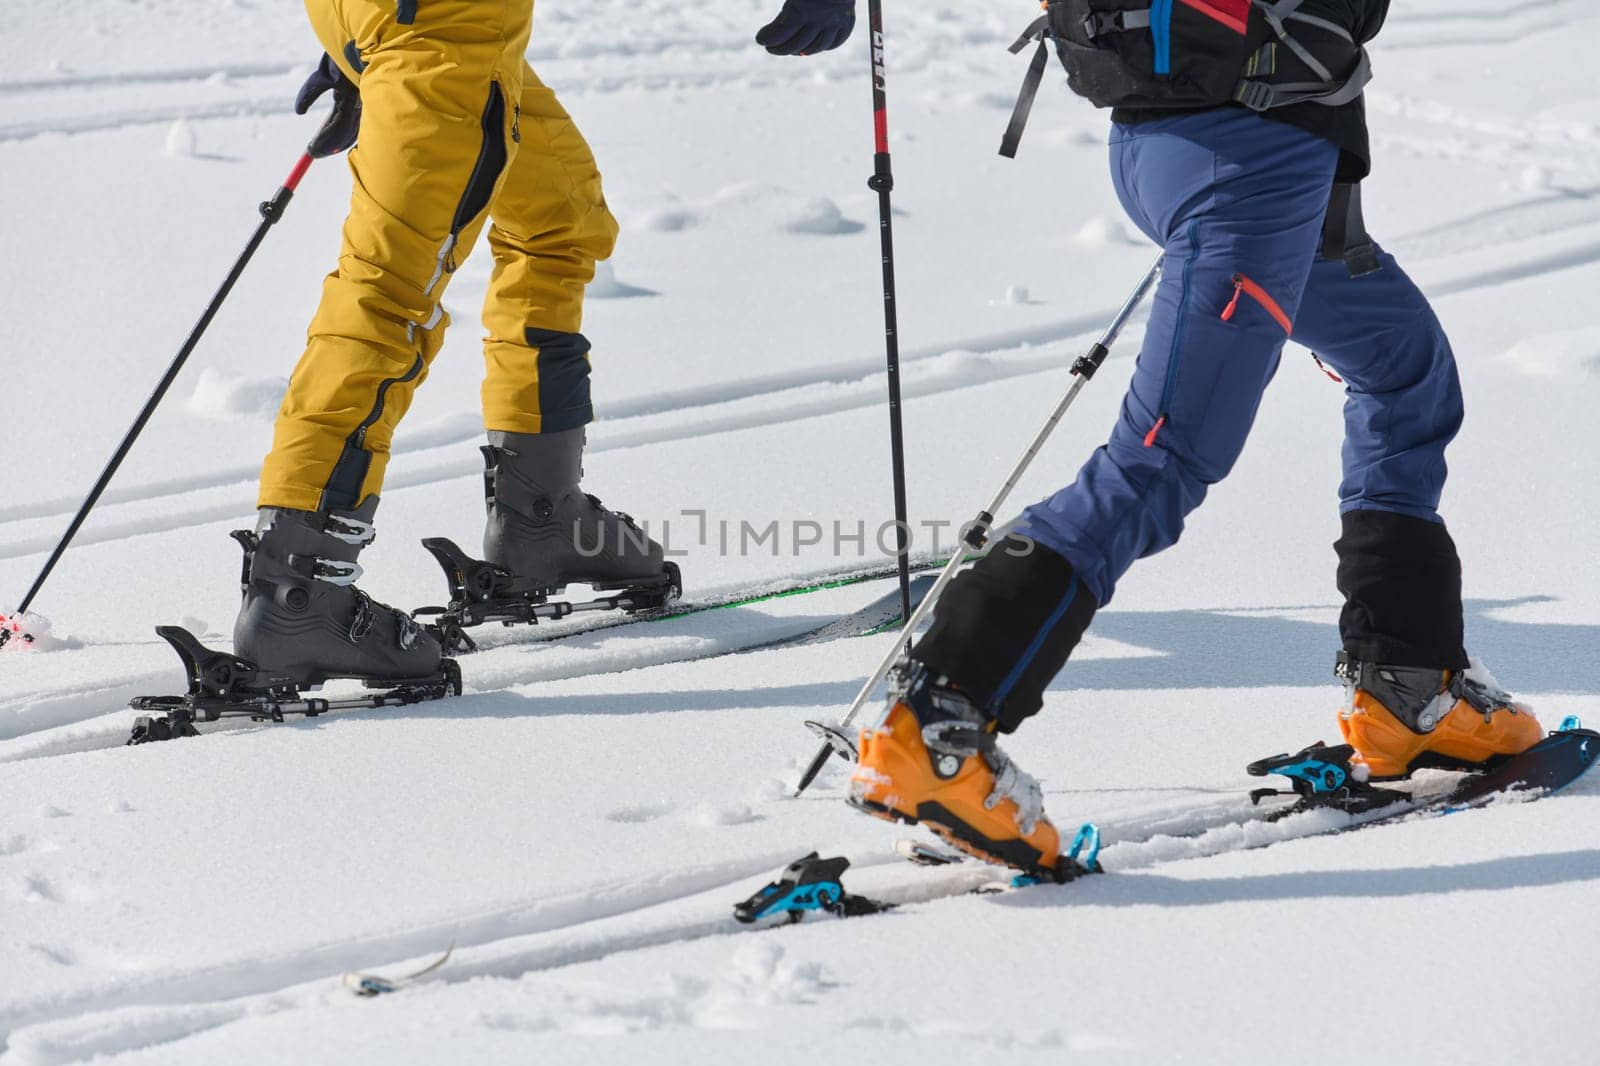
[849,795,1053,876]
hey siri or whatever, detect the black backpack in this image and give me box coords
[1002,0,1371,157]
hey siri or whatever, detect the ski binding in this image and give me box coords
[1246,740,1406,816]
[738,825,1105,923]
[126,626,462,745]
[733,853,892,924]
[412,537,682,654]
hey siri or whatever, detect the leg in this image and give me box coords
[1294,251,1538,776]
[259,0,531,512]
[473,66,664,589]
[916,110,1340,730]
[1293,251,1466,669]
[847,112,1338,874]
[480,61,620,436]
[235,0,531,682]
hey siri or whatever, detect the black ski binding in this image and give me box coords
[126,626,462,745]
[412,537,682,654]
[1246,741,1405,816]
[733,853,892,924]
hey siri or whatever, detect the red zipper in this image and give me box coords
[1143,414,1167,448]
[1148,274,1294,449]
[1220,273,1292,335]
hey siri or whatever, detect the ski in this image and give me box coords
[121,566,940,746]
[329,723,1596,1000]
[732,823,1105,925]
[1245,717,1599,827]
[342,944,454,997]
[418,551,950,655]
[734,719,1597,925]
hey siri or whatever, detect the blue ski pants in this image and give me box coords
[1016,109,1463,608]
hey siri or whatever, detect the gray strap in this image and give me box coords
[1083,8,1151,38]
[1235,47,1370,110]
[1253,0,1339,81]
[1001,17,1054,159]
[1255,0,1309,22]
[1284,11,1355,43]
[1008,14,1048,56]
[1275,26,1334,80]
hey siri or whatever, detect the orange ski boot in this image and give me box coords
[848,664,1062,875]
[1335,653,1542,780]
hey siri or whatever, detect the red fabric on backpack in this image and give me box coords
[1178,0,1251,34]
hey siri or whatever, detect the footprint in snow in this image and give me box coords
[19,874,62,904]
[682,802,762,827]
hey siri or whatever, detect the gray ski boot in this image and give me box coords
[233,499,444,687]
[482,428,671,590]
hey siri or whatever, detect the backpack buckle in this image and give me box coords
[1234,80,1277,111]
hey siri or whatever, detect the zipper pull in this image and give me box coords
[1221,275,1245,322]
[1143,414,1167,448]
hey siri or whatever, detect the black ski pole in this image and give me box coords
[865,0,914,631]
[1,133,342,650]
[793,254,1165,796]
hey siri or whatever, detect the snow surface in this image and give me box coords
[2,1,1599,1063]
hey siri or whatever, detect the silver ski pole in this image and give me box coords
[793,254,1163,796]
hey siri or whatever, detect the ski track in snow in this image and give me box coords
[0,785,1489,1063]
[0,849,809,1054]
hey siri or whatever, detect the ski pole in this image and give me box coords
[793,254,1164,796]
[865,0,914,631]
[0,112,353,651]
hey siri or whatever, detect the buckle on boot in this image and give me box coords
[310,550,364,585]
[323,514,376,546]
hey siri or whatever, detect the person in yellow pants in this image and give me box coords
[236,0,668,687]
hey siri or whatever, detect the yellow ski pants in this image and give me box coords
[259,0,619,512]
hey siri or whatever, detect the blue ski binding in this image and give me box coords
[733,853,890,924]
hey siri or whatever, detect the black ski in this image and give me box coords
[123,568,937,745]
[417,548,948,655]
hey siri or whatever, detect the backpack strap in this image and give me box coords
[1235,46,1370,110]
[1000,15,1069,159]
[1236,0,1371,111]
[1321,181,1381,278]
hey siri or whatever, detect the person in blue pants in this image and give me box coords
[759,0,1542,873]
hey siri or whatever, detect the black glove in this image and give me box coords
[295,53,362,158]
[756,0,856,56]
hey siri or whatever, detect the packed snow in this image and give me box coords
[2,1,1598,1063]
